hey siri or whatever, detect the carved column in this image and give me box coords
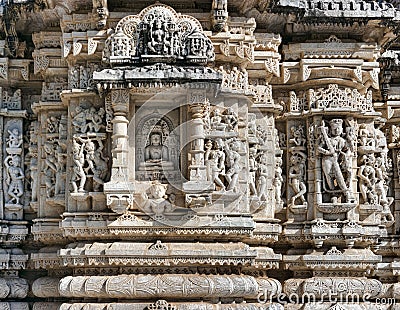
[183,89,213,207]
[110,88,130,181]
[104,88,133,213]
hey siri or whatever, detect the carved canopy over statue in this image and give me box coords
[103,4,215,65]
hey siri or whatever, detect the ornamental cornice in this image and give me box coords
[62,30,108,58]
[283,248,381,271]
[283,39,380,61]
[32,32,62,49]
[58,241,259,267]
[282,221,383,248]
[60,212,255,240]
[0,249,28,270]
[274,0,399,19]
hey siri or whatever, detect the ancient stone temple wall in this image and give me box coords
[2,0,400,309]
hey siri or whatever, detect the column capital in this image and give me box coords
[111,88,129,115]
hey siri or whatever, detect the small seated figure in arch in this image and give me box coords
[142,131,173,170]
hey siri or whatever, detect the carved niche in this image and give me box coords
[102,4,215,65]
[135,113,180,183]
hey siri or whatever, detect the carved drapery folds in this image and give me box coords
[102,4,215,66]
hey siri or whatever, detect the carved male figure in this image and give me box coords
[274,156,284,205]
[318,119,354,202]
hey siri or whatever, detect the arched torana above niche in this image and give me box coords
[102,4,215,66]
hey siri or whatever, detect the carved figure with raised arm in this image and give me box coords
[318,119,354,203]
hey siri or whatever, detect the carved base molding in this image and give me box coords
[32,275,281,300]
[0,302,29,310]
[0,277,28,299]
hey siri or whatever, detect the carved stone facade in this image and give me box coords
[2,0,400,309]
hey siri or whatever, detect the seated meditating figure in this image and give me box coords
[139,132,174,170]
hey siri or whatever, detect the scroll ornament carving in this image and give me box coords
[0,62,8,80]
[33,55,49,75]
[32,277,61,298]
[28,122,39,203]
[68,64,99,90]
[41,78,68,102]
[102,4,214,65]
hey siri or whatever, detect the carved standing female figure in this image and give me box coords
[5,155,24,204]
[71,139,86,193]
[288,152,307,205]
